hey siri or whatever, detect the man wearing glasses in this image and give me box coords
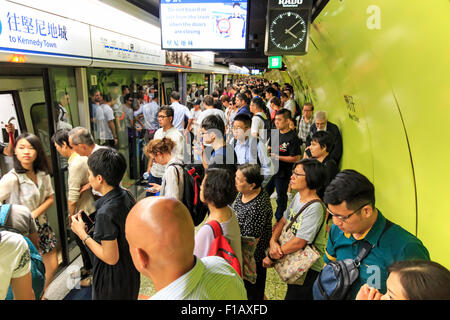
[297,102,314,153]
[322,169,430,299]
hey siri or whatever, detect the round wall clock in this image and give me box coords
[269,11,307,51]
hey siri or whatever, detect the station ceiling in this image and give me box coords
[126,0,328,71]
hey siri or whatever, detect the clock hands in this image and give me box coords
[285,19,302,39]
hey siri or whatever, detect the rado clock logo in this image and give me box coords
[279,0,304,7]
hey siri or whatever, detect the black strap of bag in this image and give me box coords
[286,199,322,231]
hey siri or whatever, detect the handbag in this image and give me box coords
[241,236,257,284]
[272,199,325,285]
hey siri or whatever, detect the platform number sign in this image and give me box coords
[264,0,313,56]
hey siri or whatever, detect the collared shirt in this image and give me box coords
[0,169,54,226]
[150,256,247,300]
[68,152,96,215]
[324,210,430,299]
[235,104,252,117]
[95,104,115,140]
[232,137,274,181]
[171,102,193,130]
[298,115,312,144]
[134,101,160,130]
[150,127,185,178]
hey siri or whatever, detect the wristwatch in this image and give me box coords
[82,235,91,245]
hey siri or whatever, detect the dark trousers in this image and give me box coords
[244,260,267,300]
[284,270,319,300]
[264,175,290,221]
[127,128,137,180]
[75,231,92,271]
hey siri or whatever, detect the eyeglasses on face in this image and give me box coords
[326,203,371,222]
[158,115,169,119]
[292,171,306,178]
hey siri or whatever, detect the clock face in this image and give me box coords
[269,11,307,51]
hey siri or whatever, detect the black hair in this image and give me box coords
[158,105,174,119]
[303,102,314,111]
[13,132,51,175]
[311,131,334,153]
[121,85,129,92]
[213,100,224,111]
[87,148,126,187]
[251,97,266,111]
[51,129,72,148]
[236,93,250,106]
[238,164,263,189]
[387,260,450,300]
[124,94,132,102]
[323,169,376,210]
[203,95,214,107]
[233,113,252,128]
[275,108,292,120]
[265,86,278,97]
[170,91,181,101]
[203,168,237,208]
[201,114,225,137]
[294,158,326,191]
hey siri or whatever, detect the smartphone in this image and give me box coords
[80,211,94,231]
[146,187,157,193]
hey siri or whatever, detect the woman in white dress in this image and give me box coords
[0,132,57,293]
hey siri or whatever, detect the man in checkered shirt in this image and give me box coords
[297,102,314,152]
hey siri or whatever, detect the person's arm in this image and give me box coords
[71,214,119,265]
[274,154,301,163]
[10,271,35,300]
[107,120,118,145]
[3,122,15,156]
[32,195,54,220]
[268,217,286,258]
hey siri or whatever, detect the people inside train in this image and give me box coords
[169,91,193,132]
[133,92,160,140]
[0,230,35,300]
[323,169,430,299]
[297,102,314,153]
[51,129,95,287]
[355,260,450,300]
[232,164,273,300]
[56,91,71,124]
[194,168,243,273]
[305,110,343,165]
[304,131,339,199]
[0,133,58,293]
[197,114,238,175]
[125,196,247,300]
[120,85,130,105]
[123,94,138,179]
[89,88,102,133]
[145,138,184,200]
[265,109,302,222]
[231,113,273,186]
[70,148,140,300]
[95,93,118,148]
[263,158,329,300]
[187,82,198,103]
[189,99,203,142]
[145,106,184,197]
[235,93,252,117]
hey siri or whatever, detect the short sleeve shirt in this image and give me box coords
[150,127,185,178]
[0,231,31,300]
[275,130,302,178]
[4,204,38,238]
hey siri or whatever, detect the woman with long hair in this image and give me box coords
[0,132,58,294]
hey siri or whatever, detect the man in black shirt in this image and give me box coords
[71,148,140,300]
[265,109,301,221]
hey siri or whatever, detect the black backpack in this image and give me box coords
[169,163,208,226]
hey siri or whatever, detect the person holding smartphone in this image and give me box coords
[70,148,140,300]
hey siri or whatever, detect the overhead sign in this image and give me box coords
[268,55,282,68]
[264,0,313,56]
[0,0,91,59]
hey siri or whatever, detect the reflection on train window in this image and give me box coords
[30,102,51,157]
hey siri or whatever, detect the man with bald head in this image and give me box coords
[126,197,247,300]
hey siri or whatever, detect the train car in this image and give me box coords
[0,0,242,276]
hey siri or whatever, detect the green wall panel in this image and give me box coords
[272,0,449,267]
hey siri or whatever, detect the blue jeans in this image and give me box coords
[146,174,162,197]
[264,175,290,222]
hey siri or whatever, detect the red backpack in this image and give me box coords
[206,220,242,277]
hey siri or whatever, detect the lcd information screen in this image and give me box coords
[160,0,248,50]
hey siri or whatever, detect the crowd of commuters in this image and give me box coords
[0,77,449,302]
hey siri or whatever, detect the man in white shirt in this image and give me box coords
[249,97,269,141]
[95,95,118,147]
[170,91,193,132]
[196,95,226,138]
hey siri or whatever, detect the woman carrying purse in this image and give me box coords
[262,158,329,300]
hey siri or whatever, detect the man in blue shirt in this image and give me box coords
[323,169,430,299]
[170,91,193,132]
[235,93,252,117]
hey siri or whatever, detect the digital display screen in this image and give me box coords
[160,0,249,50]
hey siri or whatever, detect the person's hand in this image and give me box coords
[80,183,91,194]
[270,153,279,160]
[269,241,283,259]
[262,256,274,268]
[355,284,383,300]
[5,122,15,134]
[71,213,87,238]
[146,183,161,193]
[114,138,118,146]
